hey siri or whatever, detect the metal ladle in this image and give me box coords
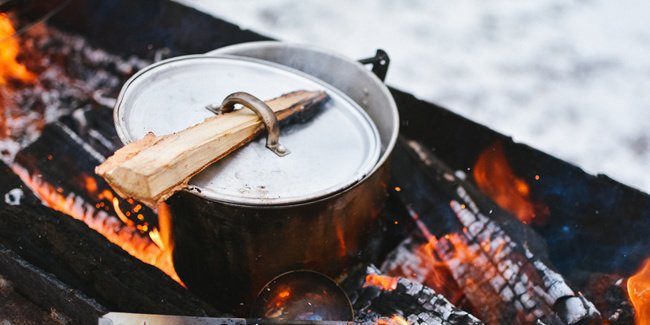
[250,270,354,322]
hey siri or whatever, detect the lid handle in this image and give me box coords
[206,92,290,157]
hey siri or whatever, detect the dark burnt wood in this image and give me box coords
[24,0,270,59]
[0,273,60,324]
[0,246,107,324]
[0,201,222,317]
[0,162,221,319]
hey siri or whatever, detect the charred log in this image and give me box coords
[340,264,482,325]
[11,122,183,281]
[0,192,221,319]
[383,138,601,324]
[0,245,107,324]
[0,273,65,324]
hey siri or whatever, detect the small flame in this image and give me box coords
[628,258,650,324]
[0,14,36,85]
[364,274,398,291]
[473,142,548,225]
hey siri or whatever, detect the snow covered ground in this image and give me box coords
[178,0,650,193]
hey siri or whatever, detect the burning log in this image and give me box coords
[96,90,328,207]
[382,138,601,324]
[0,165,221,320]
[340,264,482,324]
[13,122,180,282]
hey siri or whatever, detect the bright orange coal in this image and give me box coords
[0,13,36,85]
[386,207,465,304]
[11,164,183,284]
[628,258,650,324]
[377,315,410,325]
[364,274,398,291]
[473,142,548,225]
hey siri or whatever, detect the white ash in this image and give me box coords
[0,23,150,165]
[4,188,24,206]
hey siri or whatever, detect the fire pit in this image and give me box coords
[0,0,648,324]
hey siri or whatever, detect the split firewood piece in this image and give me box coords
[96,90,328,207]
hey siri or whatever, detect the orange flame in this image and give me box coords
[628,258,650,324]
[0,14,36,85]
[364,274,398,291]
[11,164,183,284]
[473,142,548,225]
[383,208,465,304]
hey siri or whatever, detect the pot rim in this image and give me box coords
[207,42,400,208]
[114,43,400,209]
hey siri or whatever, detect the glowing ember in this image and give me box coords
[473,142,548,225]
[364,274,398,291]
[377,315,410,325]
[11,164,183,284]
[628,258,650,324]
[386,207,466,303]
[0,13,36,86]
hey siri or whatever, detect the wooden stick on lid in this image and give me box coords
[96,90,328,207]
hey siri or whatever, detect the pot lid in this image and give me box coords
[114,55,381,206]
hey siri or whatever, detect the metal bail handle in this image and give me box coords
[358,49,390,82]
[206,92,290,157]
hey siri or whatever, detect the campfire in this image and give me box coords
[0,1,648,324]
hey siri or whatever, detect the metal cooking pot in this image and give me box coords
[113,42,399,315]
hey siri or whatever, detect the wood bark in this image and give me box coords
[96,90,327,207]
[0,246,107,324]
